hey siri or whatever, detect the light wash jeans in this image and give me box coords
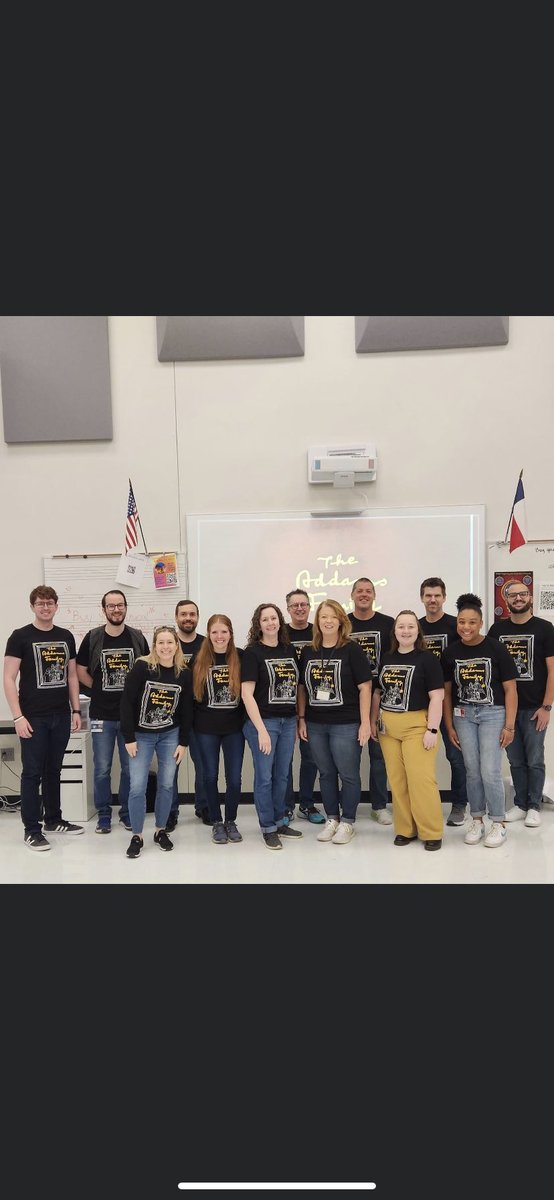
[243,716,296,833]
[306,721,362,823]
[92,719,130,823]
[127,726,179,835]
[453,705,506,822]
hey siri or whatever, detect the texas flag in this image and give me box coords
[509,476,527,552]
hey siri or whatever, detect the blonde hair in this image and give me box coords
[139,626,187,678]
[312,600,352,650]
[193,614,241,702]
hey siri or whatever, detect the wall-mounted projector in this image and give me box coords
[308,443,377,488]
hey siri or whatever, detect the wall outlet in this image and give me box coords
[1,747,15,762]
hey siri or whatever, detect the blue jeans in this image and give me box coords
[170,726,207,819]
[367,735,389,810]
[306,722,362,823]
[243,716,297,833]
[506,708,547,811]
[196,729,245,823]
[453,705,506,822]
[285,735,318,810]
[440,716,468,808]
[128,726,179,834]
[19,710,71,835]
[92,719,130,823]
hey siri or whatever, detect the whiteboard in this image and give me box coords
[487,540,554,626]
[186,506,485,648]
[43,554,188,650]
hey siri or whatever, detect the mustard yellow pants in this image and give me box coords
[378,710,443,841]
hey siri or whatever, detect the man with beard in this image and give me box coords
[77,591,149,833]
[419,576,468,827]
[488,582,554,826]
[166,599,208,831]
[349,577,394,824]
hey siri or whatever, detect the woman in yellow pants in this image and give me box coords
[370,610,444,850]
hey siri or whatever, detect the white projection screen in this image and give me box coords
[186,506,485,647]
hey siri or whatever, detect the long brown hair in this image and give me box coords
[193,614,241,702]
[312,600,352,650]
[390,610,428,653]
[246,603,290,646]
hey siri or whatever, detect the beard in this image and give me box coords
[507,600,532,615]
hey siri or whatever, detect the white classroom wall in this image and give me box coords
[1,315,554,790]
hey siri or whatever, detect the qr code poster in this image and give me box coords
[152,552,179,590]
[493,571,533,619]
[538,581,554,620]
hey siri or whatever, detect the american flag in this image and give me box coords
[125,483,139,552]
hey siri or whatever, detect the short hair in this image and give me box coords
[175,598,199,617]
[247,603,290,646]
[101,589,127,610]
[456,592,483,614]
[390,610,428,653]
[313,600,352,650]
[351,577,374,595]
[420,577,446,598]
[30,585,58,605]
[286,589,310,606]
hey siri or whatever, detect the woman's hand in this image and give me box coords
[500,726,515,749]
[298,717,308,742]
[126,741,138,758]
[423,730,437,751]
[358,720,371,747]
[258,727,271,755]
[446,726,461,750]
[370,719,379,741]
[174,745,186,764]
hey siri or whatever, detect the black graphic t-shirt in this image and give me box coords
[5,623,77,717]
[299,640,372,725]
[193,650,245,735]
[77,629,149,720]
[178,633,205,668]
[376,649,444,712]
[419,613,460,660]
[442,636,518,707]
[240,642,299,718]
[287,623,314,664]
[120,660,193,744]
[487,615,554,708]
[349,612,395,678]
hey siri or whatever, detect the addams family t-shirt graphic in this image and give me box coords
[265,658,298,704]
[138,680,181,727]
[100,647,135,691]
[423,633,448,660]
[207,664,240,708]
[379,664,415,711]
[350,630,381,673]
[499,634,534,680]
[305,660,343,706]
[290,639,312,664]
[32,641,69,687]
[454,657,493,704]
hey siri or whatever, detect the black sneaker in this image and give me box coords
[224,819,243,843]
[195,807,212,825]
[154,830,174,851]
[263,831,282,850]
[43,819,84,835]
[165,813,178,833]
[126,835,143,859]
[24,831,51,852]
[298,804,326,824]
[119,815,133,831]
[278,824,303,839]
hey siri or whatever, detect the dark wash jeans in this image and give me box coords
[285,734,318,810]
[20,710,71,835]
[170,726,207,817]
[506,708,547,811]
[307,721,362,823]
[196,729,245,823]
[441,716,468,807]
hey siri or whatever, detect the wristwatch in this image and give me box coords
[542,704,552,712]
[427,727,438,734]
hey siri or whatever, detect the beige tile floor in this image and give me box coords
[1,799,554,884]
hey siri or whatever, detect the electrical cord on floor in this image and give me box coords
[0,735,91,812]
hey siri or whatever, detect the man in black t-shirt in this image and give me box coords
[3,585,84,851]
[419,576,468,826]
[348,577,394,824]
[76,590,149,833]
[283,589,325,824]
[167,598,208,830]
[488,582,554,826]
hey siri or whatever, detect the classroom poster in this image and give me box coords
[152,552,179,589]
[493,570,533,619]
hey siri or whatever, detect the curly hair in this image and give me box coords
[456,592,483,614]
[247,603,290,646]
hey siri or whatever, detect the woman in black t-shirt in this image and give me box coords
[193,614,245,845]
[370,610,444,849]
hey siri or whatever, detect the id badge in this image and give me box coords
[453,706,464,718]
[317,688,331,701]
[90,719,104,733]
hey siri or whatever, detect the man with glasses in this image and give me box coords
[3,586,84,850]
[76,591,149,833]
[283,589,325,824]
[488,583,554,826]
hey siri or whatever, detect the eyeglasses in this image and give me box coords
[506,591,530,599]
[289,602,309,609]
[105,603,126,610]
[34,600,56,608]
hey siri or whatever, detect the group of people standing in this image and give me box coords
[3,574,553,860]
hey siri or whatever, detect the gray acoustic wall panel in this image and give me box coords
[157,316,305,361]
[355,316,509,354]
[0,316,112,443]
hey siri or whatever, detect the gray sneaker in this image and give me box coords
[446,806,467,826]
[224,819,243,842]
[212,821,228,844]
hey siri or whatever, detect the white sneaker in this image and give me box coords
[317,818,339,842]
[464,819,485,845]
[484,822,507,848]
[372,808,393,826]
[504,807,525,822]
[524,809,541,827]
[332,822,355,844]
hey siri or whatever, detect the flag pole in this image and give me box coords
[503,468,524,545]
[129,477,149,555]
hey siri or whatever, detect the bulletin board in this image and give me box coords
[487,540,554,626]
